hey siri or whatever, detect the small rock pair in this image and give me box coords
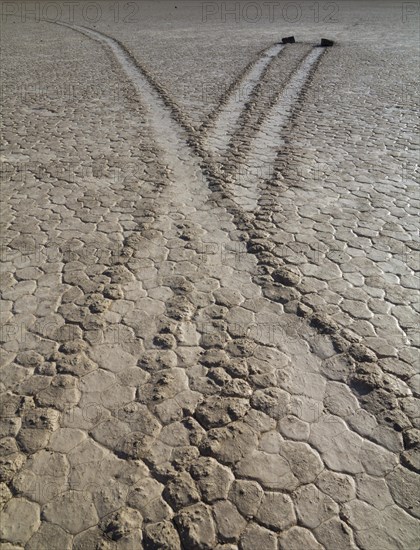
[281,36,334,46]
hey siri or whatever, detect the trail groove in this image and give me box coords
[204,43,285,156]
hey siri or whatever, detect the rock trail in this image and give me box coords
[0,15,419,550]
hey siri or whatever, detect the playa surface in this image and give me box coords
[1,1,419,548]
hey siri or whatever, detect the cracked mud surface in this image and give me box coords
[1,2,419,549]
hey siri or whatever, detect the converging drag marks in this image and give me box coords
[203,43,285,156]
[227,46,326,211]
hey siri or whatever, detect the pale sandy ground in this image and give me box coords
[1,1,419,549]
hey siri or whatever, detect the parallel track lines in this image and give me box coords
[224,47,326,211]
[202,43,285,157]
[57,23,324,219]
